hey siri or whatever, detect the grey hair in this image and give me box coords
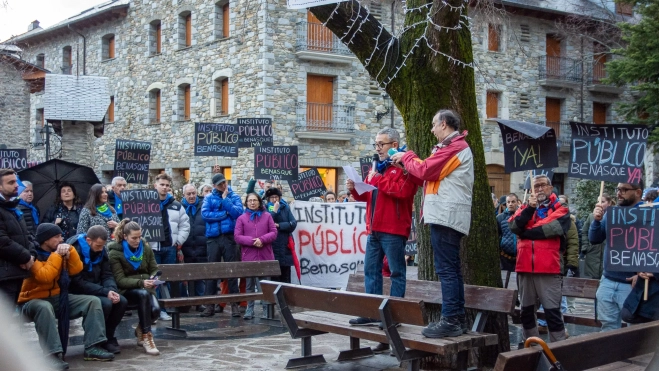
[533,174,551,186]
[434,109,461,131]
[376,127,400,143]
[182,184,197,194]
[21,180,32,188]
[198,184,212,194]
[111,176,126,186]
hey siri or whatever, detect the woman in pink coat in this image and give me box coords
[234,192,277,319]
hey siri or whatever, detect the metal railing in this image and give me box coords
[538,56,582,82]
[295,22,352,55]
[296,102,355,133]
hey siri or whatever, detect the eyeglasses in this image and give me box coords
[247,199,260,203]
[616,187,637,194]
[372,142,394,149]
[533,183,550,189]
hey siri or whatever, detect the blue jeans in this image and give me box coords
[181,280,206,297]
[153,246,177,309]
[596,276,632,332]
[364,231,407,298]
[430,224,465,318]
[538,296,568,327]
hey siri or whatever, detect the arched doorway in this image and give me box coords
[486,164,510,199]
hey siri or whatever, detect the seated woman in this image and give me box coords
[234,192,277,320]
[78,184,120,238]
[108,219,160,355]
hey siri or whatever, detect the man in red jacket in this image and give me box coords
[346,128,421,351]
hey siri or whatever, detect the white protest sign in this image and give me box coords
[287,0,347,9]
[292,200,368,288]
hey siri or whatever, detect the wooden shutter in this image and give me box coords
[155,90,161,122]
[223,3,230,38]
[108,36,115,59]
[593,102,607,125]
[184,86,191,120]
[488,24,499,51]
[616,2,633,15]
[486,92,498,118]
[593,43,607,84]
[307,74,334,130]
[307,11,332,52]
[156,23,162,53]
[185,15,192,47]
[545,98,561,136]
[221,79,228,114]
[546,34,561,78]
[108,96,115,122]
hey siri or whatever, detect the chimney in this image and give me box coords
[28,20,41,32]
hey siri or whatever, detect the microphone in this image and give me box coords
[387,148,398,157]
[371,153,379,174]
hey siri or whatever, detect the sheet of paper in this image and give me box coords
[342,165,376,195]
[153,279,166,286]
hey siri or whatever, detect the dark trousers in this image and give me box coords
[430,224,465,318]
[99,295,128,340]
[272,266,292,284]
[124,289,160,334]
[0,278,24,305]
[205,234,239,296]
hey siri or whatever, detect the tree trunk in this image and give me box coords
[310,1,508,368]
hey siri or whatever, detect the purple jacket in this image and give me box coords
[235,210,277,262]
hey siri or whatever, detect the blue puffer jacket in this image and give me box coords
[201,187,244,237]
[496,208,517,256]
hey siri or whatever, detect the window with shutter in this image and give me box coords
[486,91,499,118]
[488,24,500,52]
[223,3,230,37]
[107,96,115,123]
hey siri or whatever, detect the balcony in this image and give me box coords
[295,22,355,64]
[295,102,355,140]
[538,56,582,89]
[587,62,625,95]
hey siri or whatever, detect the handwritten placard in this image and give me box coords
[405,215,417,255]
[194,123,239,157]
[237,118,273,148]
[254,146,298,181]
[605,206,659,273]
[114,140,151,185]
[360,157,372,181]
[569,122,648,183]
[121,189,164,242]
[290,168,327,201]
[498,123,558,173]
[0,149,27,171]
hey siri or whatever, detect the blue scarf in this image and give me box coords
[36,247,52,259]
[96,203,112,218]
[245,208,262,221]
[160,194,174,209]
[19,200,39,226]
[78,234,103,271]
[114,194,123,216]
[8,206,23,220]
[377,145,407,174]
[122,240,144,270]
[536,199,555,220]
[182,197,198,216]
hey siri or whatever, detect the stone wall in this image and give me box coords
[0,62,30,151]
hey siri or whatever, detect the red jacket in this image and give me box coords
[351,165,422,238]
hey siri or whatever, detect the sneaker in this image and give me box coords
[47,353,69,370]
[231,303,240,317]
[103,338,121,354]
[135,327,144,346]
[421,317,463,338]
[458,314,469,333]
[83,346,115,361]
[538,325,548,334]
[349,317,380,326]
[200,305,215,317]
[159,311,172,321]
[142,332,160,356]
[372,342,390,353]
[243,309,254,320]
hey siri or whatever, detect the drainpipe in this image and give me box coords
[67,24,86,75]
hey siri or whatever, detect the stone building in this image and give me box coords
[5,0,643,199]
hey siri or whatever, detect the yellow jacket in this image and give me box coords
[18,246,83,304]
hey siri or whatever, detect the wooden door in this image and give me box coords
[545,98,561,136]
[307,11,332,51]
[546,34,561,78]
[223,4,230,37]
[307,74,333,130]
[486,165,510,199]
[593,43,607,84]
[486,92,498,118]
[593,102,607,125]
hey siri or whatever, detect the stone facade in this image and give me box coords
[0,60,31,151]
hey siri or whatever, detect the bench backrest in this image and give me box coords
[159,261,281,282]
[561,277,599,299]
[347,274,517,315]
[260,280,427,326]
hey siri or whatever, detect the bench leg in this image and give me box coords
[456,349,469,371]
[285,336,326,369]
[405,359,420,371]
[337,336,374,361]
[165,312,187,338]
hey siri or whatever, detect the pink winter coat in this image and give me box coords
[234,209,278,262]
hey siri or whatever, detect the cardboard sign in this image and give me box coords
[121,189,164,242]
[605,206,659,273]
[405,215,417,256]
[0,149,27,171]
[114,140,151,185]
[498,122,558,173]
[569,122,648,183]
[194,123,239,157]
[254,146,298,181]
[292,201,367,288]
[290,168,327,201]
[237,118,273,148]
[360,157,372,181]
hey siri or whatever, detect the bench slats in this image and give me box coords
[561,277,599,299]
[159,261,281,281]
[347,274,517,315]
[260,281,427,326]
[160,293,262,308]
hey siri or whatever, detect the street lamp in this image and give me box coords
[376,93,391,122]
[31,124,56,161]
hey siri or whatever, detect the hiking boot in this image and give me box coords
[422,316,463,338]
[538,325,548,334]
[159,311,172,321]
[47,353,69,370]
[200,305,215,317]
[83,346,115,361]
[231,303,240,317]
[458,313,469,333]
[135,327,144,346]
[103,338,121,354]
[142,332,160,356]
[349,317,380,326]
[372,342,390,353]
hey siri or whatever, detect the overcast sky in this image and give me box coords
[0,0,107,41]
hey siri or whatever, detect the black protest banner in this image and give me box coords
[524,169,556,190]
[290,168,327,201]
[569,122,648,183]
[114,140,151,185]
[237,118,273,148]
[360,157,372,181]
[497,120,558,173]
[254,146,298,181]
[605,206,659,273]
[194,123,239,157]
[405,215,417,255]
[121,189,164,242]
[0,149,27,171]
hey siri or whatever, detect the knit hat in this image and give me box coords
[264,188,282,199]
[212,173,226,185]
[35,223,63,244]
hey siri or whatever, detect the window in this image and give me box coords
[486,91,499,118]
[149,20,162,55]
[178,84,191,120]
[107,96,115,123]
[488,24,501,52]
[615,2,633,16]
[102,34,115,60]
[36,108,44,127]
[593,102,607,125]
[36,53,45,68]
[178,12,192,48]
[301,167,337,192]
[306,74,334,130]
[592,42,608,84]
[149,89,161,123]
[62,46,72,74]
[214,1,230,39]
[214,78,229,115]
[545,98,561,136]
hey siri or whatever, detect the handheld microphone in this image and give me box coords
[387,148,398,157]
[371,153,379,174]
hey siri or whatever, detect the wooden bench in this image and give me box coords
[262,277,516,371]
[494,320,659,371]
[158,261,281,337]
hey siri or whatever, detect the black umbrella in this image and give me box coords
[58,258,71,357]
[18,159,101,217]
